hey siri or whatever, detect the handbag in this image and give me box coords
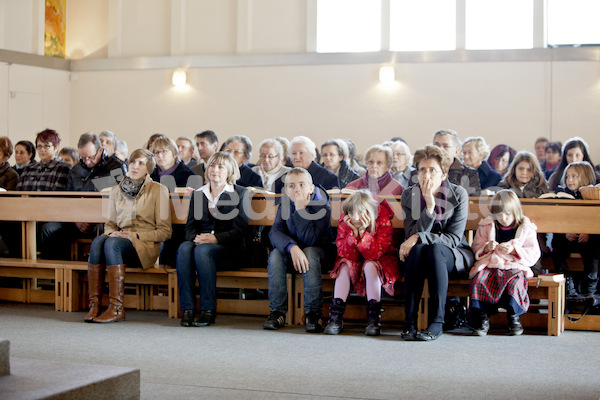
[565,294,600,322]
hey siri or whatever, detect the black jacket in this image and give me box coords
[66,152,126,192]
[237,163,263,188]
[273,161,340,194]
[151,162,201,192]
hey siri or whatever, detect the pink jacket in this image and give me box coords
[469,216,540,279]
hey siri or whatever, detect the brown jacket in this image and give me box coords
[104,175,172,269]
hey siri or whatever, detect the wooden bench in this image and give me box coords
[2,192,599,334]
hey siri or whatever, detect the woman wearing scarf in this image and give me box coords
[252,139,290,192]
[346,145,404,196]
[399,145,474,341]
[84,149,172,323]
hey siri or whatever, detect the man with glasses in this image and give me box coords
[40,132,126,260]
[432,129,481,196]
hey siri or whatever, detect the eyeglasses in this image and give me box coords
[80,148,101,163]
[36,144,53,150]
[153,149,170,157]
[418,167,442,176]
[259,154,279,160]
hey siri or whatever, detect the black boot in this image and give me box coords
[566,275,578,297]
[365,299,383,336]
[507,310,524,336]
[324,298,346,335]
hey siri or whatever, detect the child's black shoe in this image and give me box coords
[305,311,324,333]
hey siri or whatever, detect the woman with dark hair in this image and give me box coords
[320,139,360,189]
[547,137,600,191]
[489,145,516,177]
[399,145,474,341]
[16,129,71,191]
[497,151,548,199]
[12,140,36,176]
[542,142,562,180]
[84,149,172,323]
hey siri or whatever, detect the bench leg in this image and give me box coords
[547,283,565,336]
[55,268,63,312]
[168,272,179,319]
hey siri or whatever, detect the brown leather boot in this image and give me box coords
[83,264,105,322]
[94,264,126,323]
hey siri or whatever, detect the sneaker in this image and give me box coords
[508,314,524,336]
[263,311,286,330]
[472,318,490,337]
[305,311,324,333]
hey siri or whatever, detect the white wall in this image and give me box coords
[68,61,600,165]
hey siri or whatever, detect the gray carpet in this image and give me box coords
[0,303,599,400]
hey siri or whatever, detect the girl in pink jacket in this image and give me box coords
[469,190,541,336]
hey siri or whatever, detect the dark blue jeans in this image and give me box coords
[88,235,142,268]
[267,247,324,315]
[404,243,456,329]
[176,241,231,311]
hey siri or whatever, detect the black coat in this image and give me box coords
[273,161,340,194]
[151,162,201,192]
[66,153,126,192]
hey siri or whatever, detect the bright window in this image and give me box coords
[547,0,600,46]
[389,0,456,51]
[316,0,381,53]
[465,0,533,50]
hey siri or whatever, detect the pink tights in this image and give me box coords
[333,262,382,302]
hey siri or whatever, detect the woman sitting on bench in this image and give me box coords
[177,151,250,328]
[399,145,474,341]
[84,149,172,323]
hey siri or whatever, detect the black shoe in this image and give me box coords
[415,330,443,341]
[365,300,382,336]
[472,318,490,337]
[194,310,216,327]
[180,309,195,327]
[305,311,324,333]
[400,329,417,341]
[507,314,524,336]
[263,311,286,330]
[324,298,346,335]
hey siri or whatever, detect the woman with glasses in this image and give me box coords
[320,139,359,189]
[346,145,404,196]
[386,140,416,188]
[222,135,262,188]
[399,145,474,341]
[251,139,290,192]
[85,149,172,323]
[16,129,71,191]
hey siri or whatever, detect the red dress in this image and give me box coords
[330,200,400,296]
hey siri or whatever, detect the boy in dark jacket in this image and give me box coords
[264,168,334,333]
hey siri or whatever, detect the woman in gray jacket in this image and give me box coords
[399,145,474,341]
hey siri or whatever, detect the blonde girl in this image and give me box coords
[469,190,541,336]
[324,190,399,336]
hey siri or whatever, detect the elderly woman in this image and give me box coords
[273,136,339,193]
[0,137,18,190]
[99,131,117,156]
[489,145,516,177]
[150,135,197,191]
[177,152,250,327]
[223,135,263,188]
[399,145,474,341]
[84,149,172,323]
[320,139,360,189]
[387,140,416,188]
[346,145,404,196]
[462,137,502,190]
[12,140,36,176]
[16,129,71,191]
[251,138,291,192]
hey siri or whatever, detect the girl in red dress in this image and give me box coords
[324,189,399,336]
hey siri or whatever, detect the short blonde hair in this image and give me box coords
[205,151,240,185]
[490,189,524,228]
[341,189,379,232]
[129,148,156,173]
[284,167,313,186]
[413,145,452,175]
[152,135,179,159]
[364,145,393,170]
[462,137,490,160]
[563,161,596,188]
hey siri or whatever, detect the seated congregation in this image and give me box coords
[0,127,599,340]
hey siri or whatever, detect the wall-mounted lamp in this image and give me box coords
[172,70,187,87]
[379,65,396,83]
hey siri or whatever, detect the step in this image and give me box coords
[0,338,8,376]
[0,358,140,400]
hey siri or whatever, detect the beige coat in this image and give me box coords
[104,174,172,269]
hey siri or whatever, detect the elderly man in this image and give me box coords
[273,136,339,194]
[222,135,263,188]
[191,130,219,179]
[431,129,480,196]
[176,136,198,167]
[99,130,117,157]
[40,132,127,260]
